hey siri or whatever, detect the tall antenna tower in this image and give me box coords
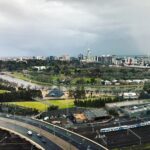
[87,48,92,61]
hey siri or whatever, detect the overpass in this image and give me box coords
[0,113,108,150]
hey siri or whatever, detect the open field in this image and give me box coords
[10,72,144,91]
[0,90,9,94]
[7,99,75,112]
[11,72,51,86]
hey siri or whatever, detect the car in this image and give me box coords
[87,145,92,150]
[6,114,11,118]
[27,131,32,136]
[37,133,42,138]
[51,121,61,124]
[41,138,47,143]
[44,116,49,121]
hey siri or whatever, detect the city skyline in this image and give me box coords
[0,0,150,56]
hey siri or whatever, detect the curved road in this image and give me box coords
[0,117,64,150]
[0,113,108,150]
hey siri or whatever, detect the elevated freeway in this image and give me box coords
[0,113,108,150]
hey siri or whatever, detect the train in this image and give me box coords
[100,121,150,133]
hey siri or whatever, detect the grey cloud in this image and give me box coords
[0,0,150,57]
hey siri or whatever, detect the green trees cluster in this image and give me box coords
[0,79,42,102]
[0,79,16,91]
[1,59,149,85]
[140,81,150,99]
[74,86,86,100]
[0,89,42,102]
[47,105,59,111]
[0,104,39,116]
[0,84,15,92]
[143,82,150,93]
[74,97,119,108]
[0,59,48,71]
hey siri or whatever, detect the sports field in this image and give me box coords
[0,90,9,94]
[8,99,75,112]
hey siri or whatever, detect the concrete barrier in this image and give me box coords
[33,118,108,150]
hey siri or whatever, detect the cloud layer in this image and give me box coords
[0,0,150,56]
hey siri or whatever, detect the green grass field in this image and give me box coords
[11,72,52,86]
[0,90,9,94]
[8,99,75,112]
[10,72,144,91]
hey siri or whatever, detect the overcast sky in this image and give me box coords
[0,0,150,57]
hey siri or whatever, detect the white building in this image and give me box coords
[123,92,139,99]
[33,66,47,71]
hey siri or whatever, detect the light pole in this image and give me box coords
[91,124,95,133]
[67,132,71,150]
[53,125,55,136]
[0,136,7,142]
[30,145,33,150]
[13,101,16,129]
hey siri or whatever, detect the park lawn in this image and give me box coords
[11,72,30,81]
[71,77,92,84]
[8,99,75,112]
[11,72,52,86]
[0,90,9,94]
[46,99,75,109]
[10,72,143,91]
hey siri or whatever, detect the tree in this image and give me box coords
[47,105,58,111]
[74,86,86,100]
[68,90,74,98]
[90,78,96,84]
[143,82,150,93]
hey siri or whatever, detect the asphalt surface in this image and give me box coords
[0,113,108,150]
[0,129,39,150]
[0,74,42,90]
[0,118,62,150]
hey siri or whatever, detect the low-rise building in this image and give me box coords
[73,108,110,123]
[33,66,47,71]
[121,104,150,118]
[123,92,139,100]
[73,113,87,123]
[84,108,110,121]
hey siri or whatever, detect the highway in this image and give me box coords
[0,117,63,150]
[0,113,108,150]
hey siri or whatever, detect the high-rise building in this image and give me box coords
[78,53,84,61]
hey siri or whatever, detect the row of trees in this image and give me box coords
[0,79,16,91]
[0,104,39,115]
[74,97,119,108]
[0,79,43,102]
[139,82,150,99]
[143,82,150,93]
[47,105,59,111]
[0,84,15,92]
[1,59,150,82]
[0,89,42,102]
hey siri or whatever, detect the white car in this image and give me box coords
[37,133,42,138]
[6,114,11,118]
[87,145,92,150]
[44,116,49,121]
[27,131,32,136]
